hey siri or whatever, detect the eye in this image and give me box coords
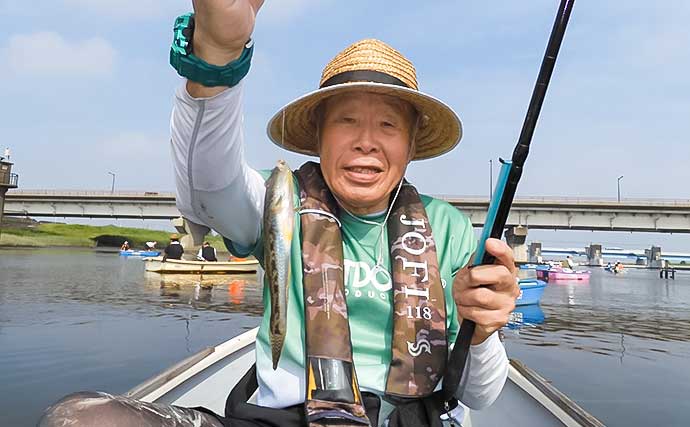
[338,116,356,124]
[381,120,396,128]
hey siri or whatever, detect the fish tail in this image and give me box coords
[271,334,285,370]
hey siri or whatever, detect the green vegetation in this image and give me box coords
[0,223,226,249]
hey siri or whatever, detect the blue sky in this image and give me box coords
[2,0,689,248]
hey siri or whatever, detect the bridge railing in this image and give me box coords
[439,195,690,206]
[6,189,176,197]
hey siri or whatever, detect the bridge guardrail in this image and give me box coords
[440,195,690,207]
[6,190,690,207]
[6,190,176,197]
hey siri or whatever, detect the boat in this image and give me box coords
[516,278,547,306]
[119,250,161,257]
[508,304,546,329]
[518,263,540,270]
[143,257,259,274]
[547,267,591,282]
[535,264,551,280]
[127,328,605,427]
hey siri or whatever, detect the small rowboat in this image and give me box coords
[143,257,259,274]
[509,304,546,329]
[127,328,604,427]
[119,250,161,257]
[547,268,591,282]
[517,278,547,306]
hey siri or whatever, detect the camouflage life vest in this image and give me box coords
[294,162,447,427]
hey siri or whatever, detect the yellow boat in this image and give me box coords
[143,257,259,274]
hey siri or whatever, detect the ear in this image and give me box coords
[407,141,416,162]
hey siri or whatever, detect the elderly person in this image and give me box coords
[39,1,518,426]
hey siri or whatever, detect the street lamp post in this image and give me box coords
[489,159,493,200]
[108,172,115,194]
[617,175,624,202]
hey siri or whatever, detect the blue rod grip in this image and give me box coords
[474,160,513,264]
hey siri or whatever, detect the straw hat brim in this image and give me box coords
[266,82,462,161]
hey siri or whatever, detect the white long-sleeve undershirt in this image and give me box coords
[169,81,509,412]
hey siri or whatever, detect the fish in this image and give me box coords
[263,160,295,370]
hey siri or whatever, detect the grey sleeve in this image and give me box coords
[170,81,265,249]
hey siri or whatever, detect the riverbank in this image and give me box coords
[0,222,225,249]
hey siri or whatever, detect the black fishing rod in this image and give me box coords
[442,0,575,401]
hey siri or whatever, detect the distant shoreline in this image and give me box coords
[0,222,226,249]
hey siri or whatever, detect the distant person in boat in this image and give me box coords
[40,1,519,426]
[145,241,157,250]
[120,241,130,251]
[566,255,576,269]
[614,261,624,274]
[162,234,184,261]
[197,241,218,262]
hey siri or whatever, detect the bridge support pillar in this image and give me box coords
[172,217,211,251]
[586,244,603,266]
[1,159,19,239]
[0,188,7,236]
[504,226,528,263]
[646,246,663,269]
[528,242,542,263]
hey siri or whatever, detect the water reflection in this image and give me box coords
[142,272,265,316]
[0,248,265,427]
[508,304,545,329]
[503,268,690,361]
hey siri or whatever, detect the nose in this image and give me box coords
[352,121,380,154]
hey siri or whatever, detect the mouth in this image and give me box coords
[342,165,384,183]
[344,166,383,174]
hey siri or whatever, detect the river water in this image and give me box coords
[1,248,689,426]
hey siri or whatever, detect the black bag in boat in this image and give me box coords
[204,364,381,427]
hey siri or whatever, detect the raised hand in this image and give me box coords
[186,0,264,96]
[191,0,264,65]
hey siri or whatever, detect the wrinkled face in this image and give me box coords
[317,92,417,215]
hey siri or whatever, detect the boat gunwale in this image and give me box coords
[127,329,606,427]
[142,257,259,266]
[127,327,259,401]
[509,359,606,427]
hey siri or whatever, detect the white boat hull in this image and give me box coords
[128,329,605,427]
[143,257,259,274]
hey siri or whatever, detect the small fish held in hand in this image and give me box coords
[263,160,295,370]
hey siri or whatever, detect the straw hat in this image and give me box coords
[170,233,179,240]
[267,39,462,160]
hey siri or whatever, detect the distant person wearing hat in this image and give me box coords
[41,1,518,426]
[197,241,218,262]
[162,234,184,261]
[119,241,130,251]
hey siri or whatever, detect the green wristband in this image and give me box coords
[169,13,254,88]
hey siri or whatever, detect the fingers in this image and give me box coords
[459,286,517,311]
[250,0,265,12]
[485,238,517,275]
[456,264,516,296]
[456,305,511,331]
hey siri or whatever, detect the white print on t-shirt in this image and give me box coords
[343,259,391,299]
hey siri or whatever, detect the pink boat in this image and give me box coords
[546,267,591,281]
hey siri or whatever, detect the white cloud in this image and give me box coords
[7,32,116,75]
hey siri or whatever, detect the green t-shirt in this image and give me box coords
[226,172,476,405]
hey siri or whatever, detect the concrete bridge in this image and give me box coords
[533,245,690,267]
[4,190,690,261]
